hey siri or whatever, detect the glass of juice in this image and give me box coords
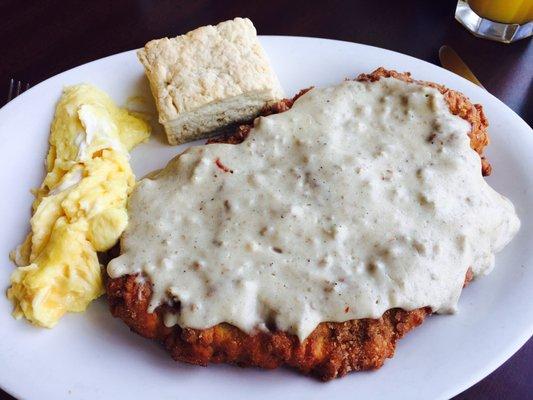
[456,0,532,43]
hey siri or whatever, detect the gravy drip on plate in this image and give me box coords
[108,78,520,341]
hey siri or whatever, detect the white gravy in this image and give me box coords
[108,78,520,341]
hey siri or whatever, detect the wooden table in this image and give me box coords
[1,1,531,399]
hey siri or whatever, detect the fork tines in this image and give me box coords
[7,78,30,103]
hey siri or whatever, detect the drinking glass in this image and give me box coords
[455,0,533,43]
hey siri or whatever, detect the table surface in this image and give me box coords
[0,1,531,399]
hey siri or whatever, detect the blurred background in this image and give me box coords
[1,0,531,125]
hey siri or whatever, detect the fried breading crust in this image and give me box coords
[106,68,489,380]
[357,68,490,175]
[211,68,491,175]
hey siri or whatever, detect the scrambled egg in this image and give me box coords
[8,84,150,327]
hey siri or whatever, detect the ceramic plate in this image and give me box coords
[0,36,531,400]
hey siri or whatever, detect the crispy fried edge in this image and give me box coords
[106,68,488,380]
[356,68,490,175]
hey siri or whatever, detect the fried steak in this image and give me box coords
[106,68,488,380]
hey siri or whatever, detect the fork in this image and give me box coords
[6,78,30,103]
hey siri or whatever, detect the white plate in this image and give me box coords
[0,36,531,400]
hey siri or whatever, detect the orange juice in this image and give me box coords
[468,0,533,24]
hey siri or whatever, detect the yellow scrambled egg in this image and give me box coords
[8,84,150,327]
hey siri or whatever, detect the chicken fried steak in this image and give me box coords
[107,68,492,380]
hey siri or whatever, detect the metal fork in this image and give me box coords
[7,78,30,103]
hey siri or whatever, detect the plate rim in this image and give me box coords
[1,35,531,133]
[0,35,531,400]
